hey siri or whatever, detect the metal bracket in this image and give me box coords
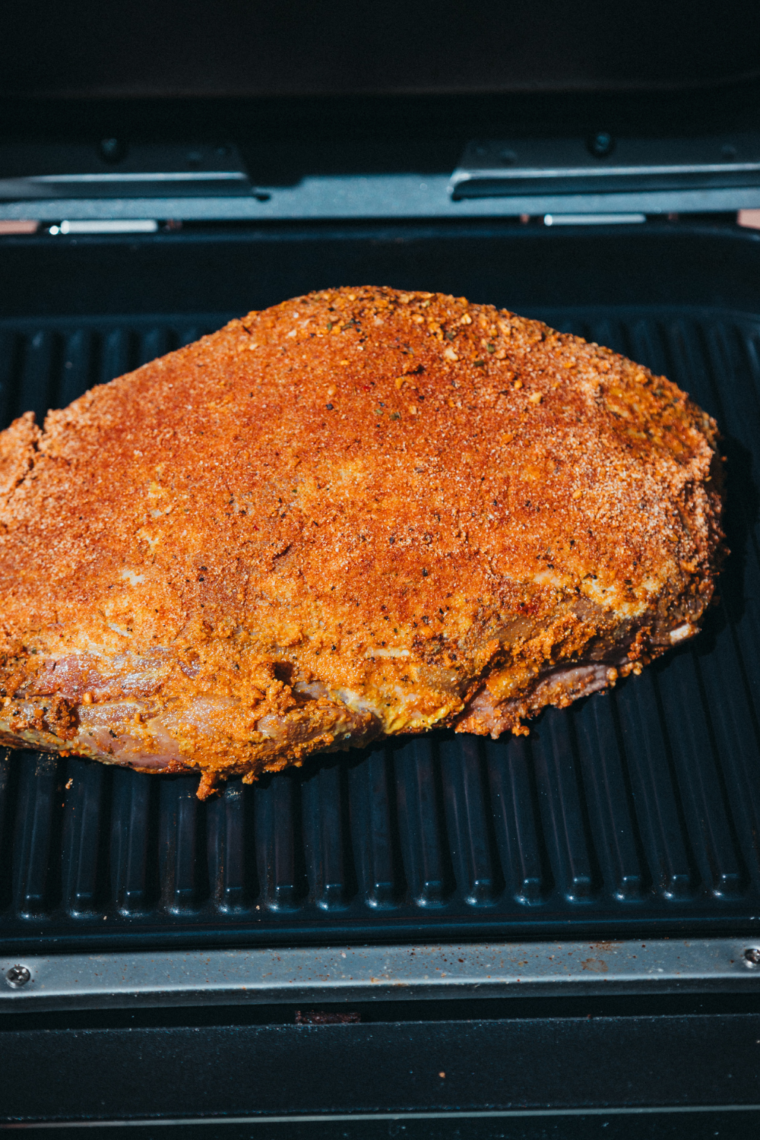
[2,939,760,1012]
[0,141,254,201]
[451,134,760,207]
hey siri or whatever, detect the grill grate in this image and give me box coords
[2,305,760,951]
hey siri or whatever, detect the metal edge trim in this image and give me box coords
[2,938,760,1011]
[5,1105,760,1128]
[3,176,760,221]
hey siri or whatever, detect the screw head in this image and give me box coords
[588,131,615,159]
[99,137,125,164]
[6,965,31,988]
[744,947,760,967]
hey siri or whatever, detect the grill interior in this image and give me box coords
[1,224,760,951]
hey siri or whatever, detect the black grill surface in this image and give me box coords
[2,297,760,951]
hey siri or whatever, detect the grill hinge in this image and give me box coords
[0,141,256,203]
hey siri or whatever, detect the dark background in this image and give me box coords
[3,0,760,98]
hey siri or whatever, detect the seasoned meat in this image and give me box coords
[0,287,724,797]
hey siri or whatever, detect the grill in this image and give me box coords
[2,230,760,952]
[2,181,760,1124]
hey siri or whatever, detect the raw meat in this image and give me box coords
[0,287,725,796]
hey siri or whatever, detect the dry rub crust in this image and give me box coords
[0,287,724,796]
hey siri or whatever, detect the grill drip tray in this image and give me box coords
[1,294,760,952]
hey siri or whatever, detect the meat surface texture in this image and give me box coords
[0,287,724,797]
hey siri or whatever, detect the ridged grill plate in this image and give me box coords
[1,302,760,950]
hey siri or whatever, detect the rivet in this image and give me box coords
[743,947,760,967]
